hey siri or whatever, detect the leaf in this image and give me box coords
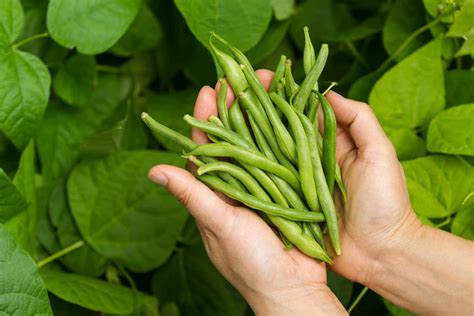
[37,74,131,181]
[46,0,141,54]
[246,18,290,65]
[0,0,24,44]
[151,223,246,316]
[348,72,381,102]
[175,0,272,51]
[147,89,198,153]
[68,151,188,272]
[445,70,474,107]
[5,141,37,255]
[40,269,157,314]
[272,0,295,20]
[382,0,431,61]
[451,203,474,239]
[16,6,48,56]
[427,104,474,156]
[447,0,474,56]
[0,169,27,223]
[369,39,445,129]
[48,182,108,277]
[383,298,415,316]
[327,270,353,307]
[0,49,51,148]
[386,128,427,160]
[402,155,474,218]
[53,53,98,107]
[110,3,162,57]
[0,224,52,315]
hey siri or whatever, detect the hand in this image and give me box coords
[324,91,422,284]
[149,70,346,315]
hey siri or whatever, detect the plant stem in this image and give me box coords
[377,16,443,73]
[435,216,452,228]
[37,240,84,268]
[13,32,49,49]
[346,41,370,69]
[347,286,369,314]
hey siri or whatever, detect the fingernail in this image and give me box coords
[149,171,168,187]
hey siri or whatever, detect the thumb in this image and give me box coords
[148,165,235,233]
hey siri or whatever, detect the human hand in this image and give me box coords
[149,70,347,315]
[324,92,422,284]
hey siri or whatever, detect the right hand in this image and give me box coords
[325,91,422,285]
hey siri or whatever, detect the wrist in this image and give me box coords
[247,284,347,316]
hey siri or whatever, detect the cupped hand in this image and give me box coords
[324,92,422,285]
[149,70,346,315]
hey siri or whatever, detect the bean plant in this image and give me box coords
[0,0,472,315]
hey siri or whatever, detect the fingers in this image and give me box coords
[255,69,274,90]
[149,165,234,233]
[325,91,395,157]
[192,86,217,144]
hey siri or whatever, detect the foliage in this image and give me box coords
[0,0,472,314]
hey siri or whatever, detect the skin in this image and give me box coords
[149,70,474,315]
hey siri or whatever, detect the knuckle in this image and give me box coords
[175,188,194,207]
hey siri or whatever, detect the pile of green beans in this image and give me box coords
[141,27,347,263]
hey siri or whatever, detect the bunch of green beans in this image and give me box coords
[141,27,347,263]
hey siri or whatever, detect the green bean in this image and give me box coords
[208,115,224,127]
[277,82,286,100]
[184,115,253,150]
[293,44,328,112]
[297,111,341,255]
[249,113,308,209]
[142,112,196,152]
[335,165,347,203]
[280,233,294,250]
[303,26,316,83]
[209,39,248,94]
[269,55,287,93]
[284,59,299,98]
[270,92,320,212]
[317,91,337,195]
[198,161,331,262]
[238,91,299,179]
[307,223,326,251]
[240,63,297,163]
[187,142,301,192]
[229,100,257,149]
[306,95,319,123]
[142,113,247,192]
[198,175,324,222]
[217,79,230,129]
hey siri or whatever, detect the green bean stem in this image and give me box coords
[298,111,341,255]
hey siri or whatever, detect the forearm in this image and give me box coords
[366,225,474,315]
[247,284,347,316]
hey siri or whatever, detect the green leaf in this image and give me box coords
[46,0,141,54]
[451,203,474,239]
[68,151,188,272]
[147,89,198,153]
[369,39,445,129]
[445,70,474,107]
[151,224,246,316]
[382,0,431,61]
[272,0,294,20]
[427,104,474,155]
[110,3,162,57]
[386,128,427,160]
[327,270,353,307]
[348,72,380,102]
[53,53,97,107]
[5,141,37,255]
[16,6,48,56]
[402,155,474,218]
[40,269,157,314]
[246,18,290,65]
[383,298,415,316]
[0,224,52,315]
[0,0,24,45]
[175,0,272,51]
[0,169,27,223]
[447,0,474,56]
[0,48,51,148]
